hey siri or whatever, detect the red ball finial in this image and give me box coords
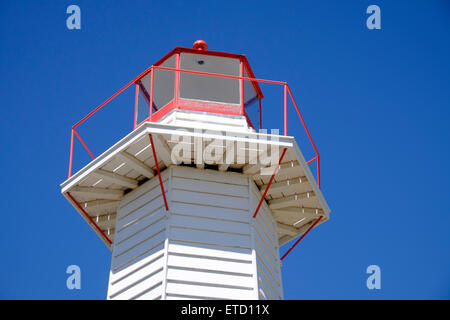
[193,40,207,51]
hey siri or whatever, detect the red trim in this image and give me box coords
[280,216,322,260]
[67,192,113,245]
[240,61,244,115]
[286,85,319,158]
[317,157,321,188]
[149,134,169,211]
[149,99,243,123]
[149,100,176,123]
[68,63,322,190]
[153,50,177,67]
[258,98,262,130]
[73,129,95,160]
[152,65,285,86]
[68,129,74,178]
[306,156,318,165]
[253,148,287,218]
[243,111,256,131]
[136,47,264,98]
[172,47,263,97]
[72,80,135,129]
[150,70,154,121]
[133,83,139,129]
[174,53,180,105]
[286,84,320,188]
[284,85,287,136]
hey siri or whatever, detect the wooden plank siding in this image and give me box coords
[107,170,170,300]
[108,166,283,300]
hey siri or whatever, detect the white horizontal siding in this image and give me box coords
[111,270,163,300]
[115,209,166,245]
[166,267,254,289]
[171,189,248,210]
[113,220,166,261]
[168,242,252,261]
[170,202,248,223]
[250,178,283,300]
[172,176,248,198]
[107,166,284,300]
[165,281,254,300]
[109,256,164,299]
[165,167,256,300]
[172,166,248,186]
[112,227,166,272]
[109,250,164,284]
[170,226,251,249]
[167,254,253,275]
[170,214,249,235]
[108,173,169,300]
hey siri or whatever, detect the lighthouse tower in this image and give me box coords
[60,41,330,300]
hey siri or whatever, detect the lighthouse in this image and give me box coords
[60,41,330,300]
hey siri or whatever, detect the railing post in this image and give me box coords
[280,216,323,260]
[68,129,74,178]
[150,68,154,121]
[133,83,139,129]
[253,148,287,218]
[284,84,287,136]
[149,134,169,211]
[240,61,244,115]
[174,54,179,105]
[73,129,95,160]
[67,192,113,245]
[317,156,320,188]
[258,97,262,131]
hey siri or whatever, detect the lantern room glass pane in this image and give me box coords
[243,67,260,130]
[136,73,151,125]
[243,67,258,108]
[179,53,240,104]
[153,54,175,111]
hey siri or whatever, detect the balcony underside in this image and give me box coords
[61,122,330,249]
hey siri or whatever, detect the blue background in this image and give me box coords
[0,0,449,299]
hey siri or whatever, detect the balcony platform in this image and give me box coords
[61,120,330,249]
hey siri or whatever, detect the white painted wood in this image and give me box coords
[170,202,248,223]
[250,179,283,300]
[108,256,164,298]
[70,186,123,200]
[150,134,172,167]
[116,151,155,178]
[218,140,235,172]
[95,169,138,188]
[167,254,253,275]
[106,165,283,300]
[170,227,251,249]
[165,281,254,300]
[83,199,119,213]
[158,109,254,133]
[168,242,251,261]
[61,120,329,249]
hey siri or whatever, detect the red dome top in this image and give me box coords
[193,40,207,51]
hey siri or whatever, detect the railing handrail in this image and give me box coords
[67,66,321,188]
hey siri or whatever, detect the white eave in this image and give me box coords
[61,121,330,249]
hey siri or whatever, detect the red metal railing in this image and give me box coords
[67,66,321,188]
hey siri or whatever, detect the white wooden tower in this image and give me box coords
[60,41,330,300]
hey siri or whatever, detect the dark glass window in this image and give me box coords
[179,53,240,104]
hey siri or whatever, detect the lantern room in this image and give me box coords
[135,40,263,130]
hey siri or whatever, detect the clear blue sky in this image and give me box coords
[0,0,449,300]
